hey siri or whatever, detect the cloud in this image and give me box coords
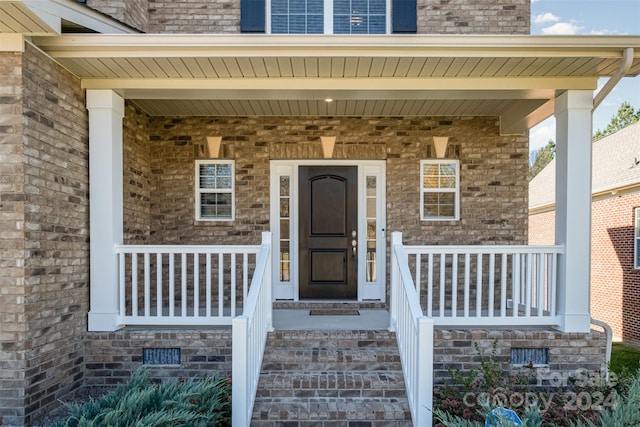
[541,22,582,35]
[533,13,560,25]
[529,118,556,152]
[589,29,626,35]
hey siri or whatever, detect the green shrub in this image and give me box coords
[434,370,640,426]
[433,340,640,427]
[433,341,614,426]
[53,369,231,427]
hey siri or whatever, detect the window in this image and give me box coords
[635,207,640,269]
[420,159,459,221]
[270,0,388,34]
[195,160,234,221]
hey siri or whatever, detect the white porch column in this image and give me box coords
[554,90,593,333]
[87,90,125,331]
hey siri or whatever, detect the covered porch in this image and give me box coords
[31,34,638,334]
[32,34,640,426]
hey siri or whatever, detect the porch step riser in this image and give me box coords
[253,330,411,426]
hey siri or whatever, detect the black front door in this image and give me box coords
[299,166,358,299]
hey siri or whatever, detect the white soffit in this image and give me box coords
[31,34,640,124]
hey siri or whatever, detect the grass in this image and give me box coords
[610,342,640,375]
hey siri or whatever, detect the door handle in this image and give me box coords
[352,239,357,257]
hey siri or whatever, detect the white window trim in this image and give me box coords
[635,207,640,269]
[195,159,235,222]
[266,0,391,34]
[420,159,460,221]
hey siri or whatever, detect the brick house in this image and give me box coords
[1,0,640,425]
[529,121,640,346]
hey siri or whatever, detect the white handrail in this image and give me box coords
[404,244,562,327]
[232,232,272,427]
[390,232,433,426]
[115,243,260,326]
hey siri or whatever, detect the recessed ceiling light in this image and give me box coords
[324,98,333,103]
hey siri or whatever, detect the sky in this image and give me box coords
[529,0,640,151]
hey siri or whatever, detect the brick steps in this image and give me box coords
[251,330,412,427]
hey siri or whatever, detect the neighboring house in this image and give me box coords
[1,0,640,425]
[529,121,640,345]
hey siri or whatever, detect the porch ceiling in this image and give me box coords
[32,34,640,133]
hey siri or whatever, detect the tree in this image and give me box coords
[529,140,556,180]
[593,102,640,141]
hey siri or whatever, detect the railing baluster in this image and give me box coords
[439,254,445,318]
[218,253,224,318]
[550,252,557,316]
[513,254,520,318]
[415,254,421,294]
[169,254,175,317]
[525,253,533,317]
[144,253,150,316]
[156,253,162,317]
[464,253,470,318]
[243,253,249,303]
[500,254,507,317]
[206,253,212,317]
[537,253,544,317]
[194,253,199,317]
[476,253,483,318]
[181,253,187,317]
[132,254,138,318]
[427,253,433,317]
[488,253,495,318]
[231,253,237,317]
[119,252,125,317]
[451,254,458,317]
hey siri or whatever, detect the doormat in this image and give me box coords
[309,309,360,316]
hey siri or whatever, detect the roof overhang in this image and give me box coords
[31,34,640,133]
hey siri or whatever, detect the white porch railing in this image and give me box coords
[114,241,261,326]
[232,232,272,427]
[390,232,434,426]
[404,242,563,327]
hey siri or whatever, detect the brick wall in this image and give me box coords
[528,210,554,245]
[86,0,148,32]
[123,102,151,244]
[84,330,233,387]
[20,43,89,425]
[591,192,640,344]
[418,0,530,34]
[528,191,640,343]
[148,0,240,33]
[143,116,527,247]
[81,327,604,392]
[434,329,606,383]
[146,0,530,34]
[0,51,28,427]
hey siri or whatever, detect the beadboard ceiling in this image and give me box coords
[32,34,640,132]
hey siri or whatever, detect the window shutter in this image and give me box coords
[241,0,266,33]
[392,0,416,33]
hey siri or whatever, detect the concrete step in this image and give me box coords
[252,330,412,426]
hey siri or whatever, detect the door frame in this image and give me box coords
[270,160,386,302]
